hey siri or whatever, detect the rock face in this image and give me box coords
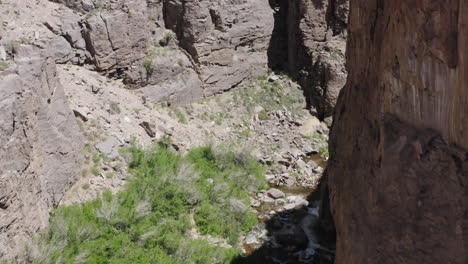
[49,0,274,101]
[270,0,349,120]
[0,46,84,259]
[163,0,274,95]
[328,1,467,263]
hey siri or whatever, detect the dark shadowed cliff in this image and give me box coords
[328,1,467,263]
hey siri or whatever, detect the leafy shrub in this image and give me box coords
[171,108,188,124]
[0,61,8,71]
[30,144,266,263]
[159,32,174,47]
[257,110,270,121]
[109,101,121,114]
[319,145,329,158]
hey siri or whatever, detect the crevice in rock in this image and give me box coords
[267,0,348,121]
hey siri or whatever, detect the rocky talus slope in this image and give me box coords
[328,0,467,263]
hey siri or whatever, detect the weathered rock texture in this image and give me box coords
[270,0,348,120]
[328,0,467,263]
[0,46,84,259]
[48,0,274,101]
[163,0,274,95]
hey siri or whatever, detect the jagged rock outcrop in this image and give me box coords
[0,45,84,259]
[49,0,274,101]
[270,0,348,121]
[163,0,274,95]
[48,0,203,103]
[328,1,467,263]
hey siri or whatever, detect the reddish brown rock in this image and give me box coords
[328,1,467,263]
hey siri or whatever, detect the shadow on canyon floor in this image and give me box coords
[231,177,336,264]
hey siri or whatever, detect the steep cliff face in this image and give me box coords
[164,0,274,95]
[0,46,84,259]
[49,0,274,100]
[328,0,467,263]
[270,0,348,121]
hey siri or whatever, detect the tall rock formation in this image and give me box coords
[0,46,84,259]
[270,0,349,121]
[163,0,274,95]
[49,0,274,100]
[328,0,467,263]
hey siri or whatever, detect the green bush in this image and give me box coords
[0,61,8,71]
[257,110,270,121]
[30,144,266,263]
[319,145,329,158]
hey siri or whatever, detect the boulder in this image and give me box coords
[266,188,285,199]
[96,136,120,160]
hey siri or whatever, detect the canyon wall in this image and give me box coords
[0,46,84,259]
[328,0,467,263]
[270,0,348,121]
[49,0,274,100]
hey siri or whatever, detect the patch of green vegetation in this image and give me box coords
[291,172,301,178]
[0,61,8,71]
[77,119,85,131]
[82,183,90,190]
[94,1,104,8]
[233,76,305,117]
[177,59,184,67]
[84,143,92,153]
[30,144,266,263]
[311,133,327,141]
[257,110,270,121]
[109,101,121,114]
[11,41,19,54]
[105,172,114,179]
[20,37,30,44]
[319,145,329,158]
[234,128,250,138]
[159,32,174,47]
[171,108,188,124]
[142,59,154,75]
[92,153,102,164]
[158,135,173,148]
[91,167,100,176]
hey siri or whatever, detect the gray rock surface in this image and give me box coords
[271,0,349,119]
[267,188,286,199]
[164,0,274,95]
[0,45,84,259]
[96,136,121,160]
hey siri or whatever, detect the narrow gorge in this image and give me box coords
[0,0,466,263]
